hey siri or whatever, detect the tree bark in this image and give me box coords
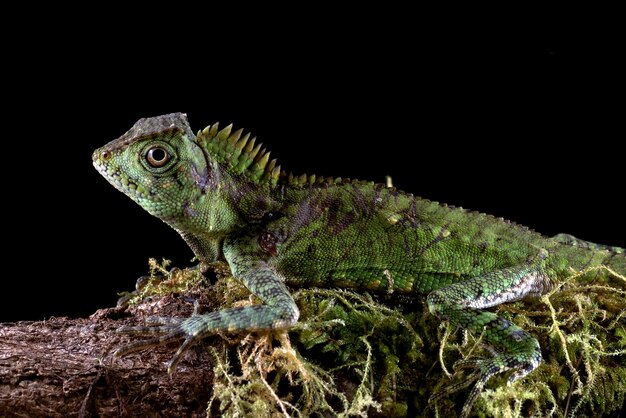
[0,299,214,418]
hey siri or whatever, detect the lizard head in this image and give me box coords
[93,112,287,237]
[93,113,292,239]
[92,113,213,225]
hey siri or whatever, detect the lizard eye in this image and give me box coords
[146,146,171,167]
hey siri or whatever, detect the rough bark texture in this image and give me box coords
[0,298,214,418]
[3,269,625,418]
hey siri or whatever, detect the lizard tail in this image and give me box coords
[552,233,626,277]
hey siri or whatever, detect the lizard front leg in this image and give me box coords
[426,258,552,417]
[115,238,299,372]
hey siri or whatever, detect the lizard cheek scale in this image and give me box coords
[94,113,626,418]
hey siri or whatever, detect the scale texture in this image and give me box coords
[93,113,625,417]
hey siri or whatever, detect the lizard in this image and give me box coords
[92,112,625,417]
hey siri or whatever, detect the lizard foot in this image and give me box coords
[115,300,205,372]
[115,315,205,373]
[429,353,540,418]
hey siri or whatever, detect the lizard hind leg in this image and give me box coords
[426,263,548,417]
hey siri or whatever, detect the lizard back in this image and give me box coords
[266,181,553,294]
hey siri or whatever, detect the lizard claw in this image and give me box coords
[429,353,540,418]
[114,318,187,360]
[115,313,211,372]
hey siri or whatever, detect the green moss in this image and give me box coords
[117,258,210,305]
[130,261,626,417]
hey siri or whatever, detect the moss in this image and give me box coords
[130,261,626,417]
[117,258,210,305]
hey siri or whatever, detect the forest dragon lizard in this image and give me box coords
[92,113,625,417]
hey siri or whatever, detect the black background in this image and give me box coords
[2,11,624,321]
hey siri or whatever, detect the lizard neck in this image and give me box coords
[165,169,280,263]
[163,191,239,235]
[161,191,238,264]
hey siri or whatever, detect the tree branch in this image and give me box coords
[0,301,213,418]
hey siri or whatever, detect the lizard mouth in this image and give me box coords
[92,156,149,200]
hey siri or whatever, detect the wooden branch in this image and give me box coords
[0,301,214,417]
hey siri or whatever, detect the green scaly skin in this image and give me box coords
[92,113,625,417]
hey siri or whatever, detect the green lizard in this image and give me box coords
[92,113,625,417]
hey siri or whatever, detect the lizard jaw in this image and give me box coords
[92,152,151,201]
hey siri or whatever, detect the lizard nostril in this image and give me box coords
[101,151,111,161]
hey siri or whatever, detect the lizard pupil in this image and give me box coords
[146,147,170,167]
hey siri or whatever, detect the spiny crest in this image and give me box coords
[196,122,283,185]
[196,122,361,188]
[285,172,374,188]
